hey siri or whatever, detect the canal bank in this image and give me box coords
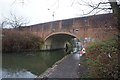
[39,53,81,78]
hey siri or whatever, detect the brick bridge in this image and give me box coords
[22,13,117,50]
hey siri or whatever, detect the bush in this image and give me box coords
[2,29,44,53]
[83,36,118,78]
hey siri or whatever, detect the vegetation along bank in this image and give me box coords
[2,29,44,53]
[80,35,119,78]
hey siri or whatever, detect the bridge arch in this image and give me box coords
[44,32,79,50]
[45,32,79,41]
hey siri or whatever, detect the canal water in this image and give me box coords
[2,50,67,78]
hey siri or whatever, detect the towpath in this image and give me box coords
[39,53,85,78]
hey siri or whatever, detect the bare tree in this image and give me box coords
[12,0,120,29]
[2,13,29,29]
[90,1,119,31]
[84,0,120,30]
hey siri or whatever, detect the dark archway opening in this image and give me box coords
[44,33,79,51]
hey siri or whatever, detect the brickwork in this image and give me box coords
[22,13,118,41]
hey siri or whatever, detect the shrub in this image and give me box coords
[83,36,118,78]
[2,29,44,53]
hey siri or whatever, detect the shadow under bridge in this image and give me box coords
[44,32,78,50]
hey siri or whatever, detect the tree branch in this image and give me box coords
[84,2,111,15]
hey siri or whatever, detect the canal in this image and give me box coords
[2,50,67,78]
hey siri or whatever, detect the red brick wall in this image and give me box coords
[22,13,118,41]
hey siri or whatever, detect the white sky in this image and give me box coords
[0,0,112,26]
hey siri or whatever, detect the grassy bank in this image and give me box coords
[2,29,44,53]
[80,36,119,78]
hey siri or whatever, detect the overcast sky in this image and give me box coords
[0,0,112,26]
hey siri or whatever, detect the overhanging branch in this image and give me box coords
[84,2,112,15]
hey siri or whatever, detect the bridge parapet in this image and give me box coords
[20,13,118,50]
[22,13,117,42]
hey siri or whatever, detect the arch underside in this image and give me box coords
[44,33,78,50]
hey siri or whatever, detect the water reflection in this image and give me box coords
[0,68,2,79]
[2,69,36,78]
[2,50,66,78]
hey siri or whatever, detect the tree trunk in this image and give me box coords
[109,0,120,55]
[109,0,120,31]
